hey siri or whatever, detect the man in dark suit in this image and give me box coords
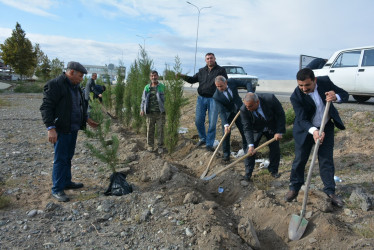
[213,75,253,162]
[285,68,348,208]
[240,92,286,181]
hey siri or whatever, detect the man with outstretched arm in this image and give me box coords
[178,53,228,152]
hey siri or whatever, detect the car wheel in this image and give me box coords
[352,95,370,103]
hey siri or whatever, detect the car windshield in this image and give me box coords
[224,67,246,74]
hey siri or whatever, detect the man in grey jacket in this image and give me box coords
[140,70,166,153]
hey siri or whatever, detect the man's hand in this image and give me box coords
[87,118,99,128]
[274,133,283,141]
[98,94,102,98]
[313,130,325,144]
[48,128,57,144]
[224,125,231,134]
[325,91,337,102]
[140,111,144,116]
[176,73,185,79]
[247,146,255,156]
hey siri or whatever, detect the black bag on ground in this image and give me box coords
[104,172,133,196]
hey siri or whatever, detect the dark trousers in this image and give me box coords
[244,131,280,178]
[221,112,248,158]
[290,121,335,195]
[52,131,78,194]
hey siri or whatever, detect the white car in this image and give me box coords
[312,46,374,102]
[221,65,259,92]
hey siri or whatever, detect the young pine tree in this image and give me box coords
[163,56,188,153]
[84,100,119,173]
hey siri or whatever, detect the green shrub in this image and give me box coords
[14,83,43,93]
[285,108,295,126]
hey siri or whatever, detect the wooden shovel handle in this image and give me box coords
[212,137,276,177]
[200,111,241,179]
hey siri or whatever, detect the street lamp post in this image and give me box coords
[136,35,152,50]
[186,1,212,75]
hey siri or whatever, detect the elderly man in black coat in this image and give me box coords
[240,92,286,181]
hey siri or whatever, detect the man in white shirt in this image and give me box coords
[285,68,348,208]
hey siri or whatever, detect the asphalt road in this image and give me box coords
[184,86,374,112]
[255,90,374,112]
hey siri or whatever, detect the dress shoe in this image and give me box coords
[271,172,281,178]
[284,190,299,202]
[206,146,215,152]
[223,156,230,162]
[65,182,84,190]
[243,174,251,182]
[328,194,344,208]
[52,191,70,202]
[196,140,206,147]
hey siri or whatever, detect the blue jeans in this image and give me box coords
[52,131,78,194]
[195,96,218,147]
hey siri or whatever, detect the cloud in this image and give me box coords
[0,0,58,18]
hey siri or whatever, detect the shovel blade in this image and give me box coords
[202,173,216,181]
[288,214,309,241]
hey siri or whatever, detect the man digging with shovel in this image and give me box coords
[240,92,286,181]
[285,68,348,208]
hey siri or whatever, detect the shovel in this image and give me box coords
[200,111,241,179]
[288,101,331,241]
[203,137,276,181]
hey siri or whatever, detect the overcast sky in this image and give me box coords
[0,0,373,79]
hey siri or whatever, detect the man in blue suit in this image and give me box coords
[285,68,348,208]
[240,92,286,181]
[213,76,253,162]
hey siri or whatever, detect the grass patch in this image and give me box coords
[0,195,11,209]
[280,140,295,157]
[14,81,44,93]
[354,219,374,238]
[0,98,11,107]
[253,169,272,191]
[76,192,99,201]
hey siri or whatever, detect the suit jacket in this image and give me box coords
[213,78,253,125]
[290,76,349,145]
[240,93,286,145]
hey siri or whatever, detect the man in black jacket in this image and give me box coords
[213,75,253,162]
[240,92,286,181]
[40,61,98,202]
[179,53,228,152]
[84,73,102,111]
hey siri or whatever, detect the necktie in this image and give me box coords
[226,89,233,102]
[255,110,265,121]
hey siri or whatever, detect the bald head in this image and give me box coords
[215,75,228,92]
[243,92,259,111]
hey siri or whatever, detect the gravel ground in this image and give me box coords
[1,92,374,250]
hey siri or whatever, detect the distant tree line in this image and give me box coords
[0,22,64,81]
